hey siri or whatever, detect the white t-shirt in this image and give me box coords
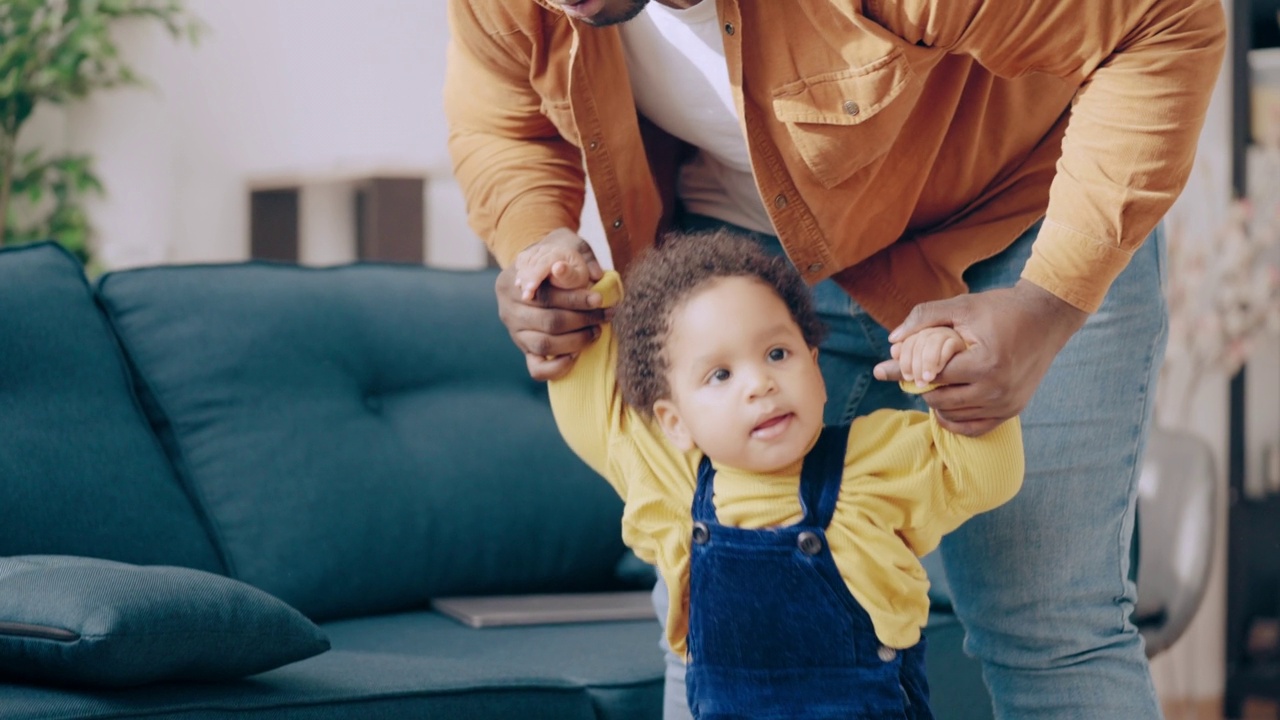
[618,1,774,235]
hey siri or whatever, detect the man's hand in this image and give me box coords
[873,280,1088,436]
[496,228,607,381]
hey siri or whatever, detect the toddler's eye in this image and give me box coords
[708,368,731,384]
[767,347,789,362]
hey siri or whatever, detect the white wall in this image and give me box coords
[62,0,494,269]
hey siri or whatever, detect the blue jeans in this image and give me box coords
[656,215,1167,719]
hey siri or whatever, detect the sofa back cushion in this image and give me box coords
[0,243,222,571]
[97,261,627,622]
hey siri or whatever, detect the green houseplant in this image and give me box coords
[0,0,200,264]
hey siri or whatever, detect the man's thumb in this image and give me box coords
[888,299,955,343]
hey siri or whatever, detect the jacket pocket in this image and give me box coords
[771,50,916,189]
[540,98,581,148]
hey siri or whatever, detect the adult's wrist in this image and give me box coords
[1011,279,1089,347]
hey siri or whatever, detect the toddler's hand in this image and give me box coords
[890,326,966,388]
[512,232,596,301]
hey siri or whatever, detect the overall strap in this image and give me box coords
[798,425,851,529]
[692,455,718,522]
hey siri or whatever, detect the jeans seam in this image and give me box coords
[1113,272,1169,635]
[833,304,894,426]
[837,373,871,426]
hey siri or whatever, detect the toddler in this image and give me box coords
[514,228,1024,720]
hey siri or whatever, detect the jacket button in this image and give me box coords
[878,646,898,663]
[843,100,860,116]
[797,531,822,555]
[692,522,710,544]
[723,22,735,35]
[612,218,623,229]
[773,194,787,209]
[806,262,823,274]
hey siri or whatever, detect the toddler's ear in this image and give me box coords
[653,399,695,452]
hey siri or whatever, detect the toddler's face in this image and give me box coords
[652,276,826,473]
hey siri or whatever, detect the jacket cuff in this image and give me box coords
[490,203,580,268]
[1019,220,1135,314]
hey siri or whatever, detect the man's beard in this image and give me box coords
[582,0,650,26]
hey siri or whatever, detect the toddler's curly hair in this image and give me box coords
[614,228,826,417]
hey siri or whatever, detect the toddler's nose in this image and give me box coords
[745,366,778,398]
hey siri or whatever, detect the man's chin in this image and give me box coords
[578,0,649,26]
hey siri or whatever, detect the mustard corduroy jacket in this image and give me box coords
[445,0,1225,327]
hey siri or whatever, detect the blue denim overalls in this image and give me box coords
[684,425,933,719]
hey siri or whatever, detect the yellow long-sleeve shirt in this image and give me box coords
[549,273,1024,657]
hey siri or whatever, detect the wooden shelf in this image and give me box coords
[249,173,426,265]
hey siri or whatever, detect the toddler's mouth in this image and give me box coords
[751,413,794,440]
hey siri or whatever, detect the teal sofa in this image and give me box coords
[0,241,991,720]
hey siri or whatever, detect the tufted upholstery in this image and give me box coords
[97,260,628,622]
[0,243,222,571]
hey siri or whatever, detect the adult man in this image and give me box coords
[444,1,1226,718]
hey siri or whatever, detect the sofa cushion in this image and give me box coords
[97,262,628,622]
[0,243,222,571]
[0,611,988,720]
[0,556,329,688]
[0,612,665,720]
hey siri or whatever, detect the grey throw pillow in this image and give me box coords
[0,556,330,687]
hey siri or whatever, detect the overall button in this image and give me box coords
[877,646,898,663]
[797,531,823,555]
[692,522,710,544]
